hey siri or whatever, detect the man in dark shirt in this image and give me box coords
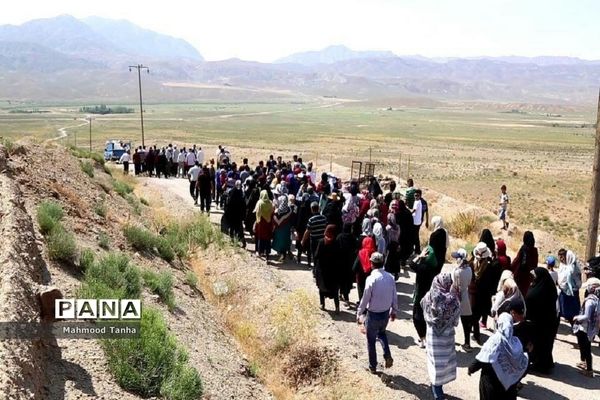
[302,202,327,268]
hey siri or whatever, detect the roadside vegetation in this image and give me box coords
[36,200,77,263]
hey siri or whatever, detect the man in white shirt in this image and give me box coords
[185,150,196,176]
[411,189,423,254]
[196,147,205,166]
[176,149,186,178]
[357,252,398,373]
[119,150,131,175]
[187,162,201,204]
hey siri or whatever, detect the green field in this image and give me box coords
[1,100,596,253]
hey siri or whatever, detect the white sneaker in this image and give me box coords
[417,338,426,349]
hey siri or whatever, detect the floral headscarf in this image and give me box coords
[420,273,461,335]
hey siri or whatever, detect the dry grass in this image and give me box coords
[281,345,337,388]
[447,211,481,240]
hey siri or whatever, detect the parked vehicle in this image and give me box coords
[104,140,131,162]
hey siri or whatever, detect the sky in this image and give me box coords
[1,0,599,62]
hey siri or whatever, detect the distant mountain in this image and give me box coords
[275,44,396,65]
[83,16,203,61]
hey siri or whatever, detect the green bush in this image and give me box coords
[113,179,134,198]
[184,271,198,290]
[68,146,105,165]
[94,201,107,218]
[160,362,203,400]
[143,270,176,311]
[47,226,77,263]
[1,138,15,154]
[98,232,110,250]
[123,225,156,253]
[156,238,175,262]
[79,252,141,299]
[37,200,64,235]
[79,248,95,271]
[162,216,223,259]
[81,161,94,178]
[102,308,202,399]
[127,195,142,216]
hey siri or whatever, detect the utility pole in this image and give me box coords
[586,89,600,261]
[129,64,150,147]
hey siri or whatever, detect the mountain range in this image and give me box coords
[0,15,599,106]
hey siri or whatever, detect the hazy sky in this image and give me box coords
[1,0,598,62]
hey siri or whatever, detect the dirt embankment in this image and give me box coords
[0,141,271,400]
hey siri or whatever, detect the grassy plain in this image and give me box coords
[1,100,596,254]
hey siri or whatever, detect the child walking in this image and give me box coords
[499,185,509,230]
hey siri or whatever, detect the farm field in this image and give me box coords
[1,99,596,254]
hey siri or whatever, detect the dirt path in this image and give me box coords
[143,176,600,400]
[44,120,88,143]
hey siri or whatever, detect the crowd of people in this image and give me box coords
[126,146,600,399]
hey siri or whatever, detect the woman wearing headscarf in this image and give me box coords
[469,242,499,344]
[353,236,377,301]
[272,195,293,261]
[429,216,449,274]
[372,214,386,255]
[336,223,358,303]
[295,193,312,264]
[495,239,511,271]
[396,200,414,268]
[557,248,582,325]
[572,286,600,377]
[314,225,341,312]
[511,231,538,296]
[491,270,525,318]
[254,190,274,260]
[479,229,496,258]
[421,273,461,400]
[451,249,473,351]
[384,213,401,279]
[468,313,529,400]
[410,245,438,348]
[526,267,559,374]
[322,192,343,231]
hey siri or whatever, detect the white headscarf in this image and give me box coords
[558,250,581,296]
[431,215,450,248]
[476,313,528,390]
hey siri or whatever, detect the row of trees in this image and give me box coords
[80,104,134,114]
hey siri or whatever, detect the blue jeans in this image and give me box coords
[431,385,444,399]
[366,310,391,369]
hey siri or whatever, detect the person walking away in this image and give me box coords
[197,166,213,214]
[511,231,538,296]
[177,149,186,178]
[185,149,196,176]
[157,149,168,178]
[499,184,509,230]
[314,225,341,312]
[468,313,529,400]
[224,180,246,247]
[491,271,525,318]
[196,146,204,166]
[384,213,401,280]
[421,273,461,399]
[294,193,311,264]
[573,284,600,377]
[495,239,512,271]
[410,245,438,348]
[132,148,141,176]
[411,189,424,254]
[302,202,327,269]
[557,248,582,325]
[187,162,201,205]
[429,216,448,275]
[396,200,413,269]
[244,178,260,236]
[526,267,559,374]
[479,229,496,258]
[145,147,154,177]
[119,150,131,175]
[356,252,398,373]
[254,190,274,260]
[452,248,473,352]
[372,214,386,254]
[469,242,493,344]
[405,178,416,209]
[272,195,293,261]
[353,236,377,302]
[336,223,358,303]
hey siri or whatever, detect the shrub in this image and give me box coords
[112,179,134,198]
[81,161,94,178]
[79,252,141,299]
[123,225,156,253]
[127,194,142,216]
[184,271,198,290]
[79,248,95,271]
[102,308,202,399]
[37,200,64,235]
[1,138,15,154]
[281,344,337,388]
[448,211,480,239]
[140,197,150,206]
[47,226,77,263]
[94,201,107,218]
[98,232,110,249]
[143,270,176,311]
[68,146,105,165]
[271,290,317,352]
[156,238,175,262]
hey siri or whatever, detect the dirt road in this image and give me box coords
[144,176,599,400]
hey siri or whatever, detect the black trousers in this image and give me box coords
[413,224,422,253]
[576,331,592,371]
[123,161,129,174]
[199,193,211,212]
[461,315,473,346]
[228,220,246,245]
[413,302,427,338]
[134,162,141,175]
[189,181,197,201]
